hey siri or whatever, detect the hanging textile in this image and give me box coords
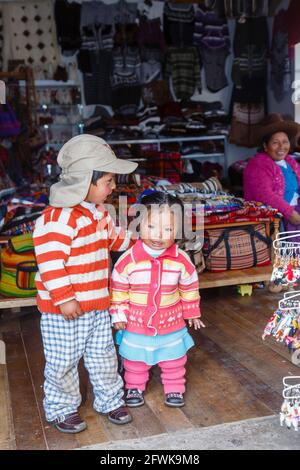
[2,0,59,79]
[164,47,201,100]
[229,15,268,146]
[0,7,3,71]
[164,2,195,47]
[270,9,291,102]
[111,46,141,116]
[54,0,82,56]
[194,4,230,93]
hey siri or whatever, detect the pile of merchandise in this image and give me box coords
[271,232,300,286]
[280,376,300,432]
[263,292,300,351]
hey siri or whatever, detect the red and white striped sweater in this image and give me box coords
[33,201,132,314]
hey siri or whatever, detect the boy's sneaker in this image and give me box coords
[125,389,145,407]
[165,393,185,408]
[108,406,132,425]
[50,412,87,433]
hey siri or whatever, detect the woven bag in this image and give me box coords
[0,233,37,297]
[203,224,271,272]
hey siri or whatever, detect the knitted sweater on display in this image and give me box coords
[244,152,300,219]
[109,240,201,336]
[33,202,132,315]
[164,47,201,100]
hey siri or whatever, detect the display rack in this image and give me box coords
[19,79,84,149]
[107,134,228,175]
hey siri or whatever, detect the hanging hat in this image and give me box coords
[49,134,138,207]
[255,113,300,145]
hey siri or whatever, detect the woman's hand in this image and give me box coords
[114,322,127,330]
[188,318,206,330]
[288,210,300,226]
[59,299,83,321]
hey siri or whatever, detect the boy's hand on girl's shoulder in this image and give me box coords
[114,322,127,330]
[188,318,206,330]
[59,299,83,321]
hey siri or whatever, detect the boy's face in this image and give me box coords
[85,173,116,204]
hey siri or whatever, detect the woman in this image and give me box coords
[244,114,300,231]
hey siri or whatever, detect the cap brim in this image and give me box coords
[49,172,92,208]
[94,158,138,174]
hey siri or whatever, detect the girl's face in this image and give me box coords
[85,173,116,204]
[140,206,177,250]
[263,132,291,161]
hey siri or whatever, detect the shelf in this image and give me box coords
[19,80,79,87]
[36,104,82,109]
[0,266,272,306]
[199,265,272,289]
[181,153,225,160]
[107,135,227,145]
[40,123,83,128]
[0,296,37,310]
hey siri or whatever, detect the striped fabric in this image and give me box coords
[164,47,201,100]
[110,240,201,336]
[33,202,132,314]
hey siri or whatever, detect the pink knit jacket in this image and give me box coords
[109,240,201,336]
[244,152,300,219]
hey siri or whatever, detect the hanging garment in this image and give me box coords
[194,4,230,92]
[286,0,300,57]
[164,2,195,47]
[138,0,164,24]
[194,4,230,48]
[270,10,291,102]
[224,0,268,18]
[0,104,21,138]
[231,16,268,105]
[164,47,201,100]
[201,44,230,92]
[111,46,141,116]
[54,0,81,56]
[229,101,266,147]
[137,18,166,61]
[0,8,3,71]
[78,22,114,105]
[82,50,113,106]
[2,1,59,78]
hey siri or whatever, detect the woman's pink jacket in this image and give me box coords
[244,152,300,219]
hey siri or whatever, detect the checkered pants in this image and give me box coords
[40,310,124,422]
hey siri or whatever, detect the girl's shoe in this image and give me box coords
[165,393,185,408]
[50,412,87,433]
[108,406,132,425]
[125,389,145,407]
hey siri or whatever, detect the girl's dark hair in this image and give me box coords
[91,170,108,185]
[140,191,184,210]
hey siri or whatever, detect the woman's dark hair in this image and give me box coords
[258,131,292,152]
[91,170,108,185]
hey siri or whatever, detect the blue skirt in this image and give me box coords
[115,327,195,365]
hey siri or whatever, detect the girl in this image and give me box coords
[110,192,205,408]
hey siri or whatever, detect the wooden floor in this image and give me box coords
[0,287,299,450]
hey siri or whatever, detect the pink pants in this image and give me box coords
[123,355,187,393]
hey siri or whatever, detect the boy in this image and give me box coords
[33,134,137,433]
